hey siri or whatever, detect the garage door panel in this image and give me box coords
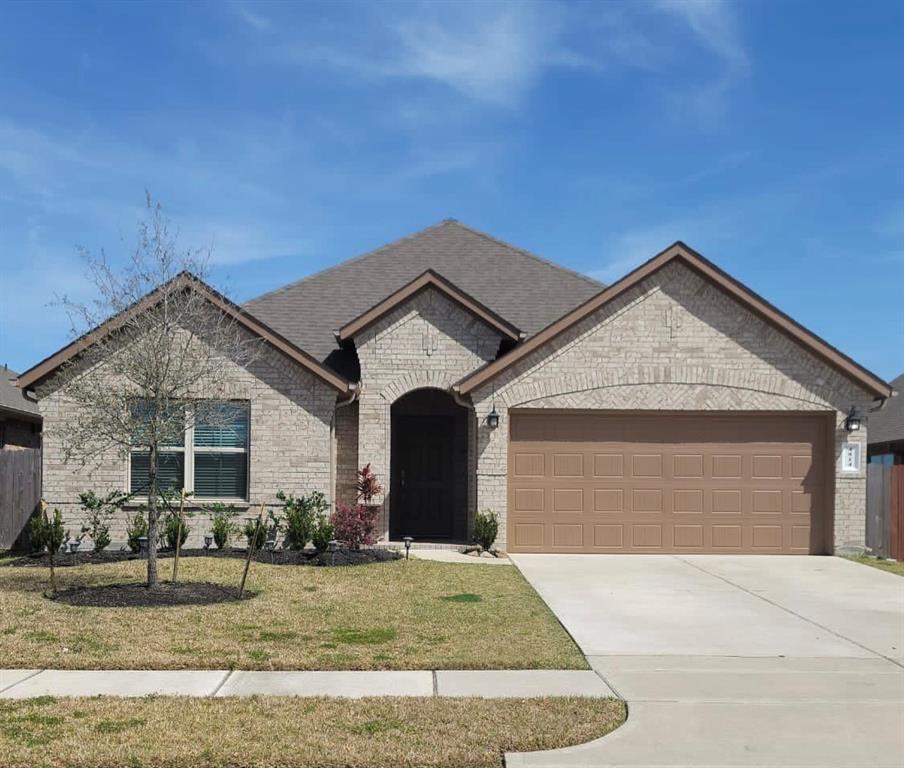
[674,488,704,513]
[513,452,545,477]
[552,488,584,513]
[508,412,828,554]
[673,454,704,478]
[513,487,545,513]
[553,453,584,477]
[632,454,663,478]
[593,454,624,478]
[674,524,704,548]
[593,488,624,513]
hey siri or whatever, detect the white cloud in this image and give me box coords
[229,1,274,33]
[281,1,603,107]
[656,0,749,129]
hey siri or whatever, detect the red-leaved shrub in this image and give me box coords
[330,503,378,550]
[355,463,383,504]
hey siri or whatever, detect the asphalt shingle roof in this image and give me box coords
[869,373,904,445]
[0,365,40,420]
[244,220,603,378]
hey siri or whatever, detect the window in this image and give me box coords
[130,402,249,499]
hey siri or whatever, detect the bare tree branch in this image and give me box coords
[42,194,262,588]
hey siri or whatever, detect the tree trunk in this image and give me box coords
[146,443,159,589]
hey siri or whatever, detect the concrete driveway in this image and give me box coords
[508,555,904,768]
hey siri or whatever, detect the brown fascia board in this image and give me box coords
[454,242,894,400]
[17,272,351,394]
[335,269,523,344]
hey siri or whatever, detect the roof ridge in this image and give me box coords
[244,220,454,307]
[444,220,605,289]
[244,219,604,308]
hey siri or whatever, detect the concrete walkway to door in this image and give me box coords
[507,554,904,768]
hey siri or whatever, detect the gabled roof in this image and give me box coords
[869,373,904,445]
[336,269,523,344]
[17,273,351,394]
[0,366,41,421]
[455,241,894,399]
[245,220,602,374]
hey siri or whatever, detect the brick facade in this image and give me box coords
[352,287,505,539]
[39,335,337,549]
[469,262,873,553]
[32,261,876,554]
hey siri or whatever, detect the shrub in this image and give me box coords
[355,464,383,504]
[242,516,266,549]
[161,511,190,550]
[472,509,499,551]
[209,503,238,549]
[311,516,335,553]
[330,503,378,550]
[126,510,148,553]
[31,507,66,556]
[31,505,67,593]
[277,490,329,550]
[78,490,128,552]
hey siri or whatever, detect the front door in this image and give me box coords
[391,414,455,539]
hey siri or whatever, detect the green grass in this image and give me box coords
[0,557,586,670]
[847,555,904,576]
[0,696,625,768]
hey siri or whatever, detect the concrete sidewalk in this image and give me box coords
[0,668,614,699]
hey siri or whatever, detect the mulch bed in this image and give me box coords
[3,547,401,569]
[50,581,256,607]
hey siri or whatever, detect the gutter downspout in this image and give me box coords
[450,386,477,539]
[331,383,360,511]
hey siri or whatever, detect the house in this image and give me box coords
[1,365,42,548]
[16,221,894,554]
[1,365,41,449]
[868,373,904,465]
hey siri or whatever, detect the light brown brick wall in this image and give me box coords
[38,334,337,549]
[470,261,873,553]
[334,399,359,506]
[353,287,505,539]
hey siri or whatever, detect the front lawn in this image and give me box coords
[0,695,625,768]
[847,555,904,577]
[0,557,586,670]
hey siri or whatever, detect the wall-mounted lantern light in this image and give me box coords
[486,406,500,429]
[843,406,862,433]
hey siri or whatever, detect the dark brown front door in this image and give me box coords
[392,414,456,539]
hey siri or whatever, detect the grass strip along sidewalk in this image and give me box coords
[0,695,625,768]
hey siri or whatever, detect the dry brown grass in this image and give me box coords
[0,558,586,670]
[0,695,625,768]
[847,555,904,577]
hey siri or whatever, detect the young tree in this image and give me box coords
[42,194,260,588]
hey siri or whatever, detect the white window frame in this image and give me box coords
[128,401,250,502]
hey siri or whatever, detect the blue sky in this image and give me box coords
[0,0,901,379]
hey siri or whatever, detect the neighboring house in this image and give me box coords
[868,372,904,464]
[0,365,41,449]
[15,221,894,554]
[0,365,42,549]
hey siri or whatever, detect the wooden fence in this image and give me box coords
[866,463,904,560]
[0,448,41,549]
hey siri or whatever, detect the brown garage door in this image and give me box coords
[508,412,831,554]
